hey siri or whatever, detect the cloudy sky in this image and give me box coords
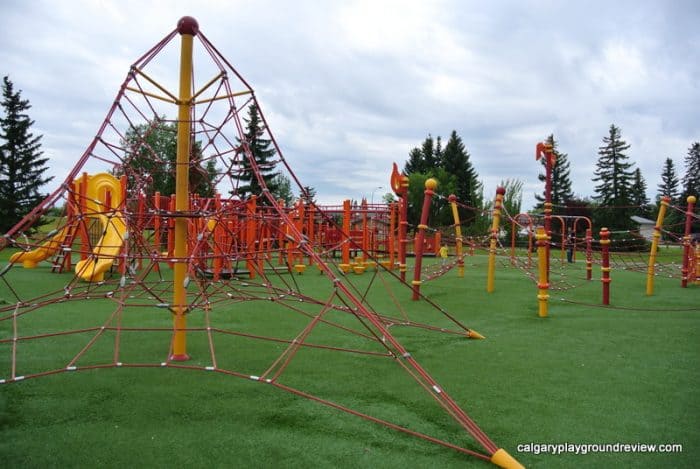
[2,0,698,209]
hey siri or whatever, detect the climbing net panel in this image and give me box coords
[0,17,520,466]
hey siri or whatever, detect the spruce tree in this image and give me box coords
[403,147,425,174]
[421,134,436,169]
[592,124,635,230]
[655,157,683,237]
[681,142,700,202]
[300,185,317,205]
[657,157,680,203]
[441,130,482,223]
[403,131,485,232]
[235,104,278,201]
[433,135,442,167]
[534,134,573,213]
[681,142,700,233]
[630,167,650,218]
[0,76,53,233]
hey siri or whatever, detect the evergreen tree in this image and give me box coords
[421,134,436,169]
[300,185,317,205]
[534,134,573,212]
[234,104,278,201]
[433,135,442,167]
[656,157,680,203]
[0,76,53,233]
[404,147,425,174]
[655,157,683,238]
[630,167,650,218]
[404,134,439,175]
[403,131,485,233]
[592,124,635,230]
[681,142,700,233]
[681,142,700,202]
[441,130,482,224]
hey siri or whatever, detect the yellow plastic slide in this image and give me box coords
[9,172,126,279]
[9,227,69,268]
[74,173,126,282]
[75,213,127,282]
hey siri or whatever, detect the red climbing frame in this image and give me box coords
[0,17,522,469]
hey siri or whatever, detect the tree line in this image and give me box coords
[1,75,698,238]
[401,125,699,237]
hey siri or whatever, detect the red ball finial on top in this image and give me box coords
[177,16,199,36]
[496,186,506,195]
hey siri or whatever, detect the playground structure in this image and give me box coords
[0,17,524,469]
[11,173,127,282]
[0,16,697,469]
[6,173,453,286]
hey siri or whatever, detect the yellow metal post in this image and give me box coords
[486,187,505,293]
[170,17,198,361]
[448,194,464,277]
[536,227,549,317]
[646,196,670,296]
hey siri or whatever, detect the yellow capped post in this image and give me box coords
[170,16,198,362]
[646,196,670,296]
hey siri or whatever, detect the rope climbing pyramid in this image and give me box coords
[0,17,522,468]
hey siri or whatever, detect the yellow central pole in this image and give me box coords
[170,17,198,361]
[646,196,670,296]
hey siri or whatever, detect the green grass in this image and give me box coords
[0,250,698,468]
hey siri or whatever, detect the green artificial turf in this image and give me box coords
[0,249,698,468]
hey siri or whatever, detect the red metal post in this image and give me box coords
[681,195,697,288]
[600,227,611,305]
[536,142,555,281]
[246,195,257,279]
[585,228,592,281]
[361,199,368,264]
[339,199,351,273]
[388,202,396,268]
[412,178,437,300]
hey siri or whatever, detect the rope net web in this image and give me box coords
[0,20,513,464]
[487,199,700,297]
